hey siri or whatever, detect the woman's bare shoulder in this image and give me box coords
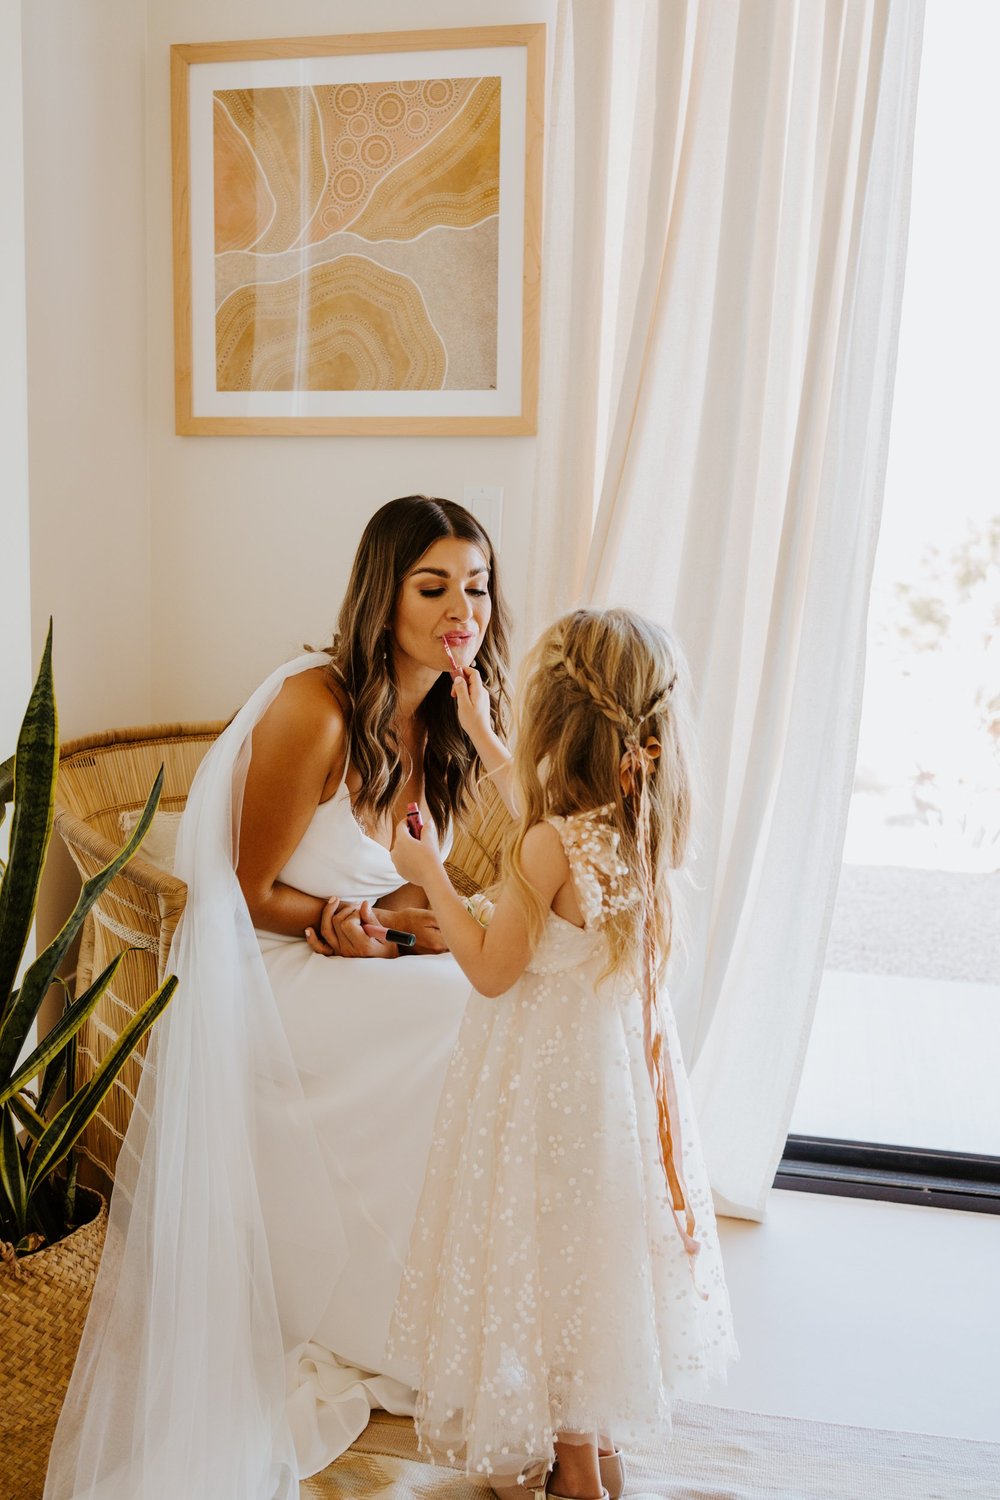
[254,665,347,759]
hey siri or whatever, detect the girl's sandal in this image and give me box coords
[490,1451,623,1500]
[599,1448,626,1500]
[491,1478,613,1500]
[546,1490,610,1500]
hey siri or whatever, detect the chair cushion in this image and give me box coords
[118,809,185,874]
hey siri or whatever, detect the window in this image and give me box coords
[780,0,1000,1212]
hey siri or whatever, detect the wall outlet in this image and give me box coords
[462,484,503,547]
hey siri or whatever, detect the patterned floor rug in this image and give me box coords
[301,1404,1000,1500]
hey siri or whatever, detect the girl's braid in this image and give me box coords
[559,651,677,740]
[630,675,678,735]
[556,652,631,730]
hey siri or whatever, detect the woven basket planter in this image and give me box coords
[0,1187,108,1500]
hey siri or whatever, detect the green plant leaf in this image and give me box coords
[0,764,164,1082]
[0,1107,27,1236]
[0,952,127,1107]
[8,1091,45,1141]
[26,973,177,1195]
[0,621,57,1024]
[27,1173,63,1246]
[0,753,13,832]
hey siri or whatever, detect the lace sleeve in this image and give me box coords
[549,805,638,929]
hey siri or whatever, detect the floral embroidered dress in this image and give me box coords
[387,807,737,1482]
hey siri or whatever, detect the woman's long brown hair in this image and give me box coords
[323,495,511,835]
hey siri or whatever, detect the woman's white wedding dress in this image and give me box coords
[44,655,472,1500]
[259,775,470,1473]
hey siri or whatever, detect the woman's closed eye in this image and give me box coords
[419,587,488,598]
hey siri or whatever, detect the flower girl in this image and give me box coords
[388,608,737,1499]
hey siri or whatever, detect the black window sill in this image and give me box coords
[776,1134,1000,1215]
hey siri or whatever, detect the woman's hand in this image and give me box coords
[390,816,442,888]
[305,897,396,958]
[374,906,447,955]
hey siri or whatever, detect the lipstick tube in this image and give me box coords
[406,802,424,840]
[362,922,417,948]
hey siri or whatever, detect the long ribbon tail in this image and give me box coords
[636,776,706,1292]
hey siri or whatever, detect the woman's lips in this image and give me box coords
[441,633,473,676]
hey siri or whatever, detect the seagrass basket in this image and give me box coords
[0,1187,107,1500]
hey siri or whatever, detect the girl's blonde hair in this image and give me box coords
[506,607,692,984]
[506,607,703,1266]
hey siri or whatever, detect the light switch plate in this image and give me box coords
[462,484,503,547]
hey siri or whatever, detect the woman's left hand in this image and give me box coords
[374,906,447,955]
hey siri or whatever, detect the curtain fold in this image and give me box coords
[526,0,925,1218]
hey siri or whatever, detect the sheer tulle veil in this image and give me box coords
[44,654,346,1500]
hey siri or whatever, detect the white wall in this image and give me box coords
[144,0,554,721]
[1,0,32,761]
[22,0,152,739]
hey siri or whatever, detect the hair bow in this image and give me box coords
[619,735,661,798]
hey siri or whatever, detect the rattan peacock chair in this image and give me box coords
[54,722,512,1190]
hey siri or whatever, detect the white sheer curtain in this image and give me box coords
[526,0,925,1219]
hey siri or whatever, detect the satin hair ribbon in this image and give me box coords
[619,735,661,798]
[623,732,706,1290]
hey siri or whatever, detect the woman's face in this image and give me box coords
[391,535,493,677]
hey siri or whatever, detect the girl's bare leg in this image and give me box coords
[550,1434,603,1499]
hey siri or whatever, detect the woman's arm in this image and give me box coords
[237,671,395,957]
[391,820,568,996]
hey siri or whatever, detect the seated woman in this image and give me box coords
[45,497,515,1500]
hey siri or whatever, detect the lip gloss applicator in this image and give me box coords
[442,636,462,678]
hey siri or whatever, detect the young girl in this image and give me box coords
[387,608,737,1500]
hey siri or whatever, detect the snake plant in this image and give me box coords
[0,624,177,1256]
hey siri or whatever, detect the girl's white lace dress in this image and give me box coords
[388,808,737,1481]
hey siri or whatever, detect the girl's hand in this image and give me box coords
[451,666,493,745]
[390,816,441,886]
[305,897,395,958]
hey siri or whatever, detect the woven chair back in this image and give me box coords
[54,723,224,1191]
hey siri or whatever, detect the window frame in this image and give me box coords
[777,1135,1000,1214]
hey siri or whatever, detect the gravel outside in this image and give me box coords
[825,864,1000,985]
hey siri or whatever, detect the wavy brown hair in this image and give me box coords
[506,608,692,983]
[323,495,511,834]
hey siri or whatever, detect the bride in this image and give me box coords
[45,497,515,1500]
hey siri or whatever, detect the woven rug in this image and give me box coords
[301,1404,1000,1500]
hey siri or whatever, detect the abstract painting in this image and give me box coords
[172,28,544,434]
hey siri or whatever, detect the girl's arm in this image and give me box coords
[451,667,518,817]
[392,819,569,997]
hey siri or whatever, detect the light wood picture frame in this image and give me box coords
[171,26,545,436]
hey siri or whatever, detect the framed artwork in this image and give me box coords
[171,26,545,435]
